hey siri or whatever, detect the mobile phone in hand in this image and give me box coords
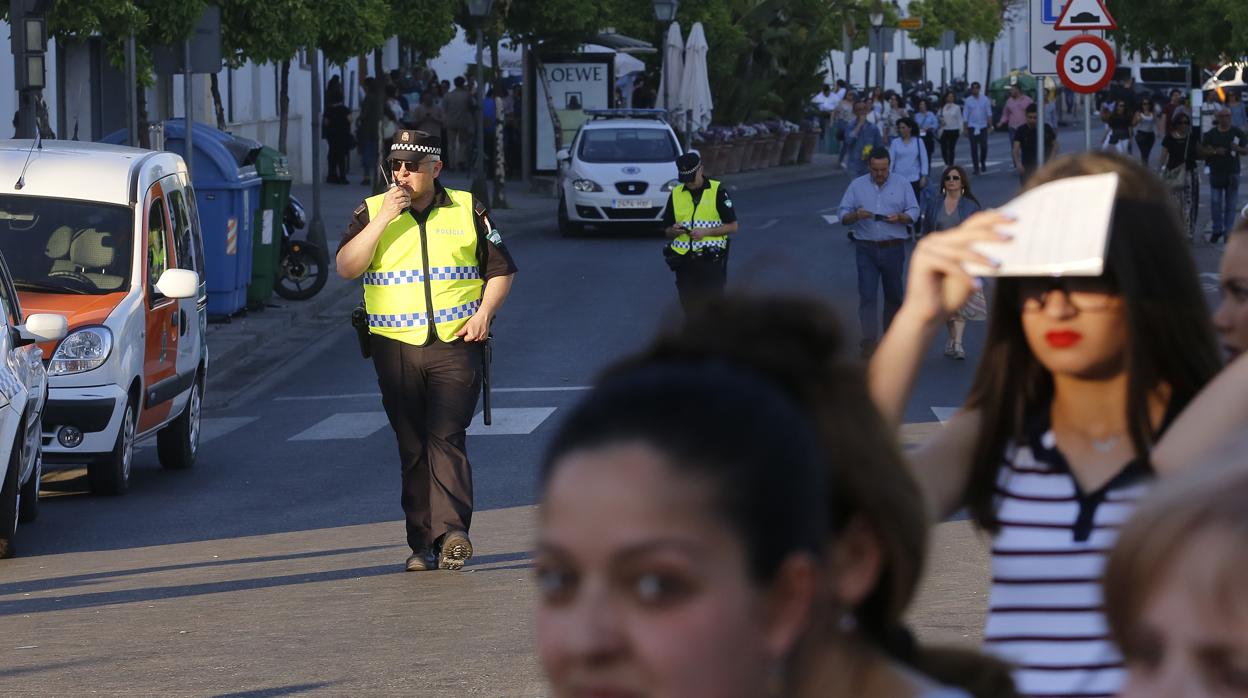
[873,213,888,221]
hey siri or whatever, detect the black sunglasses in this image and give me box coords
[944,174,962,181]
[389,159,432,173]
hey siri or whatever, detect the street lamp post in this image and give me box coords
[869,8,884,91]
[468,0,493,205]
[653,0,679,113]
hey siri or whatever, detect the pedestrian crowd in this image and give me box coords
[320,66,523,187]
[533,150,1248,698]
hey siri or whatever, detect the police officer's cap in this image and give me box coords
[390,129,442,162]
[676,151,702,183]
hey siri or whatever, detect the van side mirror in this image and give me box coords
[18,313,68,343]
[155,268,199,299]
[556,148,571,162]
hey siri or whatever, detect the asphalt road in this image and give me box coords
[2,128,1230,695]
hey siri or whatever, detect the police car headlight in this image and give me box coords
[572,178,603,192]
[661,179,680,192]
[49,327,113,376]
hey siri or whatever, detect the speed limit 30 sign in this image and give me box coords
[1056,34,1115,94]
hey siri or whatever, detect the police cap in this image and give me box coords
[676,151,702,183]
[390,129,442,162]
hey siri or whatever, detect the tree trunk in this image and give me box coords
[372,49,386,192]
[278,60,291,154]
[985,40,996,88]
[963,42,970,81]
[210,73,227,130]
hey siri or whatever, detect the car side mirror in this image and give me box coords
[155,268,199,300]
[18,313,68,343]
[556,148,571,162]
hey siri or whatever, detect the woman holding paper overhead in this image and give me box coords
[867,151,1221,698]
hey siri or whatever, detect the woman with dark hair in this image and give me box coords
[915,99,939,165]
[1160,111,1200,240]
[613,295,1019,698]
[938,91,963,167]
[1101,100,1135,154]
[1134,97,1159,166]
[921,165,984,360]
[869,151,1222,697]
[536,361,825,698]
[890,117,930,205]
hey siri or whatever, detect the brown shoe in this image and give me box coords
[438,531,473,571]
[405,547,436,572]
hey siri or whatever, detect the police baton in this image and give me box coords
[481,334,493,426]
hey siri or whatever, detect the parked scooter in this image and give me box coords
[274,195,329,301]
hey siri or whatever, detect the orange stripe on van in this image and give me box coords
[19,290,128,355]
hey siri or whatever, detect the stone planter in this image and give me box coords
[739,139,758,171]
[722,140,747,174]
[703,143,727,176]
[753,136,773,169]
[768,134,786,167]
[780,132,802,165]
[798,130,821,164]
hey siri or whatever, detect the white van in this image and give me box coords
[0,141,207,495]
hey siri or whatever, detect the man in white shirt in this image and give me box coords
[962,81,994,175]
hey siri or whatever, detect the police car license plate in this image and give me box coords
[612,199,652,209]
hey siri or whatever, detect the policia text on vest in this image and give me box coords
[336,129,517,572]
[662,152,739,314]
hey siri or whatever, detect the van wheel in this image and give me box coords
[89,400,134,495]
[0,430,23,558]
[157,376,201,470]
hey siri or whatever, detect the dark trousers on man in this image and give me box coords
[371,335,481,553]
[674,253,728,314]
[939,130,960,167]
[968,129,989,172]
[853,238,906,350]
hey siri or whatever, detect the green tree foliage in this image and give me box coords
[1110,0,1248,66]
[317,0,390,65]
[386,0,457,60]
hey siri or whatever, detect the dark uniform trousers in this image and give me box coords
[674,253,728,314]
[371,334,482,552]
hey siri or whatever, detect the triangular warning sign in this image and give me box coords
[1055,0,1117,30]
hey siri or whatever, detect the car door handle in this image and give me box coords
[178,309,188,337]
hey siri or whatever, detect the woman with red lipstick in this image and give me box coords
[868,152,1222,698]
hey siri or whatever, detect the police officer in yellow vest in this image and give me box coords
[661,152,739,313]
[336,130,517,572]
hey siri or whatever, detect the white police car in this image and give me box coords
[556,109,683,236]
[0,253,68,559]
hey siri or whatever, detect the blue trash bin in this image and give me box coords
[101,122,262,317]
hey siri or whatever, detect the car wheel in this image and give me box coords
[0,430,23,558]
[558,196,582,238]
[157,375,201,470]
[17,418,40,524]
[88,399,134,495]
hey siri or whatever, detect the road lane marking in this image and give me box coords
[200,417,259,445]
[467,407,557,436]
[758,218,779,230]
[822,214,841,225]
[289,412,390,441]
[275,386,591,401]
[931,407,959,424]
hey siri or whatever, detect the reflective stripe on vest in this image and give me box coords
[363,188,483,345]
[669,180,727,256]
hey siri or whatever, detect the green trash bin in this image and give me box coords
[248,146,292,305]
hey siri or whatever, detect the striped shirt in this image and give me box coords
[984,417,1152,698]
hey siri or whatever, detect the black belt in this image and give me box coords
[853,237,906,248]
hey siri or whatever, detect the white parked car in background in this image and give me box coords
[0,253,67,559]
[556,109,683,236]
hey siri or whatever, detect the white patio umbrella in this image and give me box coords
[656,22,684,113]
[580,44,647,76]
[678,22,714,132]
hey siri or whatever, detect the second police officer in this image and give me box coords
[336,129,517,573]
[661,151,739,313]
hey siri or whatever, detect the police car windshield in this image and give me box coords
[0,195,133,295]
[578,127,679,163]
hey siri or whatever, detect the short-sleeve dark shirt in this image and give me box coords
[338,180,518,280]
[660,181,738,228]
[1015,123,1057,169]
[1162,132,1199,171]
[1202,126,1246,179]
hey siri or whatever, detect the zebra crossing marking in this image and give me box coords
[466,407,557,436]
[289,412,390,441]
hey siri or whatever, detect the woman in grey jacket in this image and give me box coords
[921,165,984,360]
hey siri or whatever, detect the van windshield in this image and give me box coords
[0,195,133,295]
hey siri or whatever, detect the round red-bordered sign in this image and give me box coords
[1056,35,1115,94]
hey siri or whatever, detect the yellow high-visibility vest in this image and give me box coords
[362,188,483,346]
[669,179,728,256]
